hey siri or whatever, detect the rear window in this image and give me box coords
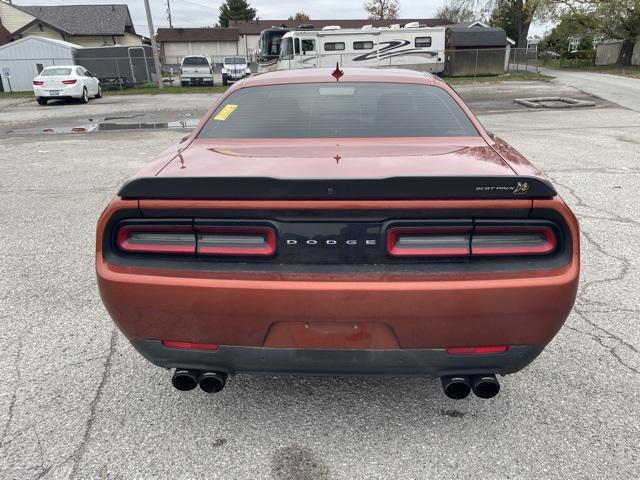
[182,57,209,65]
[41,68,72,76]
[198,82,478,139]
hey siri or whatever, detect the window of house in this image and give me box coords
[353,41,374,50]
[415,37,432,48]
[324,42,345,51]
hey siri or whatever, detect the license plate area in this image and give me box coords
[49,90,59,96]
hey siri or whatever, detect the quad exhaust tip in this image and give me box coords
[441,374,500,399]
[171,369,227,393]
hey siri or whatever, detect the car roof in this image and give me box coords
[42,65,78,68]
[242,67,437,87]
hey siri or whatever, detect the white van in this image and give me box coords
[180,55,214,86]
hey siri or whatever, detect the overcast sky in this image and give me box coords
[14,0,550,37]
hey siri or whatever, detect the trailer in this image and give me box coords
[276,24,445,73]
[75,45,155,89]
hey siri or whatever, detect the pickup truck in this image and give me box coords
[180,55,214,86]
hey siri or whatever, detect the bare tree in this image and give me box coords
[435,2,477,23]
[288,12,310,21]
[364,0,400,20]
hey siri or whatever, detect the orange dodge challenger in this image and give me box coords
[97,68,579,399]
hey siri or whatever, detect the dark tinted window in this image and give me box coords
[415,37,432,48]
[301,39,315,52]
[224,57,246,64]
[198,83,478,139]
[324,42,345,51]
[182,57,209,65]
[354,41,374,50]
[41,68,72,76]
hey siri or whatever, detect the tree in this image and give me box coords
[218,0,257,28]
[458,0,551,47]
[435,3,476,23]
[288,12,310,21]
[488,1,518,41]
[364,0,400,19]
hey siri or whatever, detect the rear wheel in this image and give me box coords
[36,97,48,106]
[181,81,188,87]
[95,85,102,98]
[80,87,89,104]
[222,76,228,86]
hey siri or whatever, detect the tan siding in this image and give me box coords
[67,35,116,47]
[118,32,144,46]
[0,2,35,33]
[21,24,64,41]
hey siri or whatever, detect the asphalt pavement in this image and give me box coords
[1,83,639,479]
[540,67,640,113]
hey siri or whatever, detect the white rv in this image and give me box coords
[276,24,446,73]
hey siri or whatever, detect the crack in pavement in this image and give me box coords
[68,328,118,479]
[544,172,639,373]
[0,336,23,449]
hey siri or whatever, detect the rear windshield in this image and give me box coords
[182,57,209,65]
[41,68,72,76]
[225,57,246,64]
[198,82,478,139]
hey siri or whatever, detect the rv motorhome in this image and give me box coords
[276,24,446,73]
[257,27,290,72]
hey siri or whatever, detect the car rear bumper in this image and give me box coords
[131,339,543,377]
[34,84,83,98]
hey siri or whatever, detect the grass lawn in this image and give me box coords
[542,60,640,79]
[445,70,553,85]
[0,84,229,99]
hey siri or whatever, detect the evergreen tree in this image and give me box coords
[219,0,257,28]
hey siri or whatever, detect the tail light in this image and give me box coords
[33,80,44,86]
[117,225,195,254]
[115,223,276,257]
[387,224,557,258]
[387,227,471,257]
[471,226,556,256]
[447,346,508,355]
[62,79,77,85]
[196,226,276,256]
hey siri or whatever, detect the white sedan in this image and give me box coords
[32,65,101,105]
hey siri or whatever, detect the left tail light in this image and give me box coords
[62,79,77,85]
[33,80,44,86]
[115,223,276,257]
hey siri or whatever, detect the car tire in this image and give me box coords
[181,81,188,87]
[37,97,48,106]
[95,85,102,98]
[222,77,228,86]
[80,87,89,104]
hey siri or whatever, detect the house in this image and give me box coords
[156,27,240,66]
[229,18,451,59]
[0,2,146,47]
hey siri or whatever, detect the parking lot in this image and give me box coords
[1,80,639,479]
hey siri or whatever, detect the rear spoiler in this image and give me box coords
[118,176,557,200]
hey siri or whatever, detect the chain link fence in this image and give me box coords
[0,48,540,94]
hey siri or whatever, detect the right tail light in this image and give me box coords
[387,224,557,258]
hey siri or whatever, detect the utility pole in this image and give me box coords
[166,0,173,28]
[144,0,164,89]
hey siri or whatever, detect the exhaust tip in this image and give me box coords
[441,375,471,400]
[198,371,227,393]
[471,374,500,399]
[171,369,199,391]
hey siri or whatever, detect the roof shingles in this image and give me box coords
[19,4,134,36]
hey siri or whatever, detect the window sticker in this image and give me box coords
[214,104,238,121]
